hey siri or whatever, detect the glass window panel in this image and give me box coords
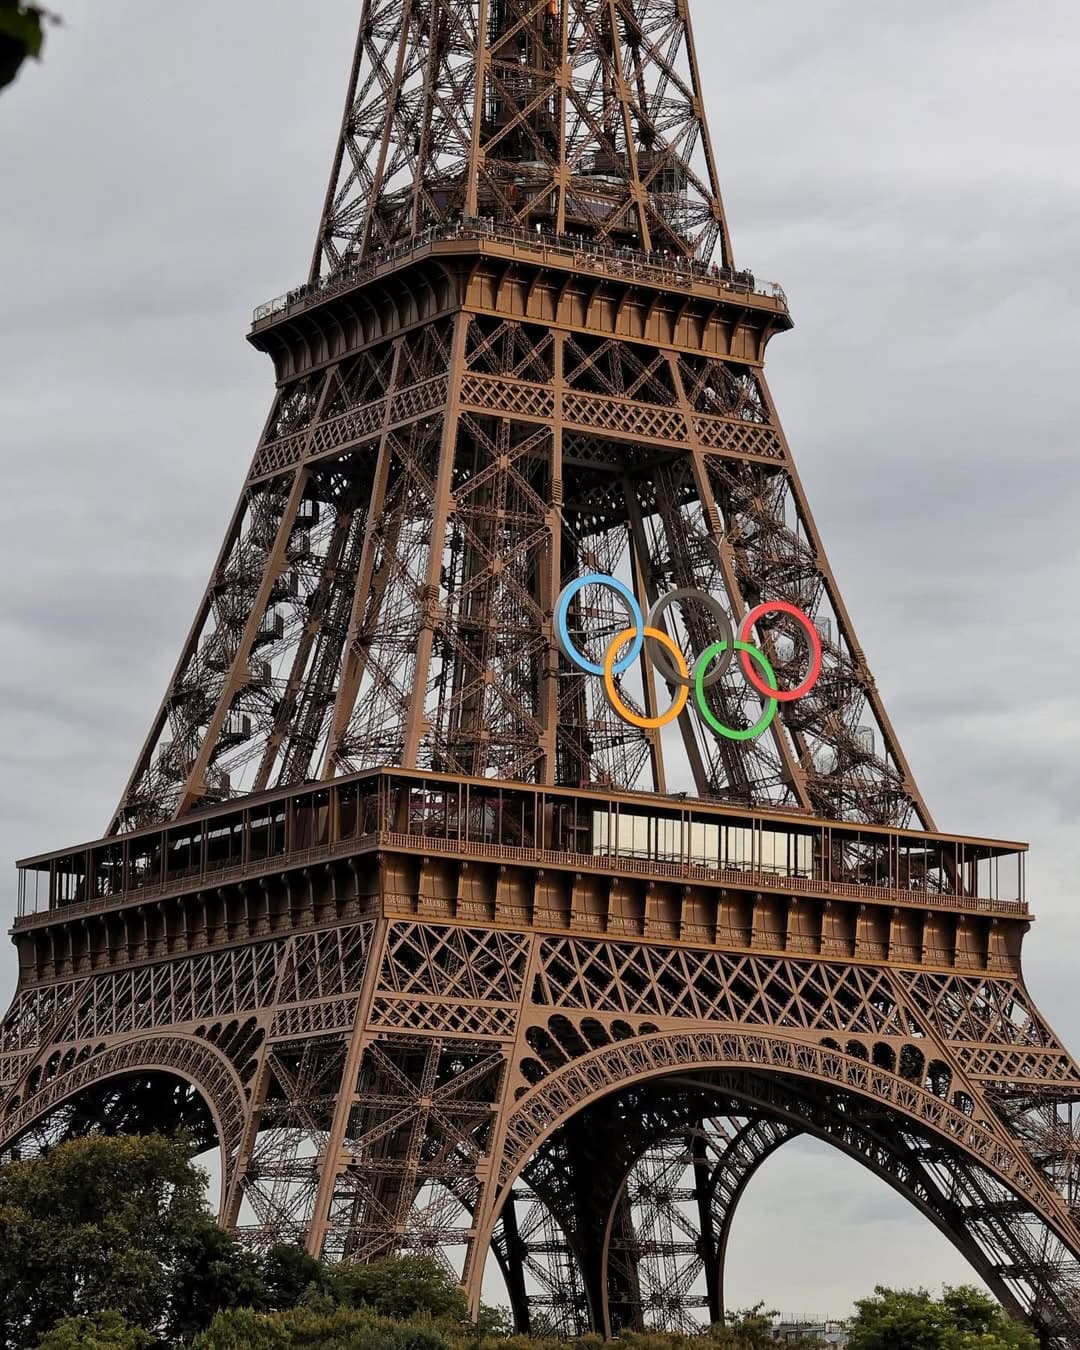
[723,826,754,868]
[655,816,682,862]
[688,821,718,866]
[592,811,611,857]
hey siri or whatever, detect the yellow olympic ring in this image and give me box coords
[603,627,690,730]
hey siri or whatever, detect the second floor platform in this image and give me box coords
[12,771,1028,986]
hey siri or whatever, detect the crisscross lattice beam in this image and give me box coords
[311,0,729,275]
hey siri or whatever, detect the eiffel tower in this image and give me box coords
[4,1,1080,1341]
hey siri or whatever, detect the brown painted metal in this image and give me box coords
[4,2,1080,1343]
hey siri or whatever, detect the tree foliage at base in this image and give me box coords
[846,1286,1039,1350]
[192,1297,829,1350]
[0,1134,1046,1349]
[0,1134,294,1348]
[36,1312,155,1349]
[191,1305,827,1350]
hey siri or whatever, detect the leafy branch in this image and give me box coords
[0,2,60,92]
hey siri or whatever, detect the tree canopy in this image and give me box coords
[0,1133,1046,1349]
[0,1134,282,1347]
[0,2,56,91]
[36,1312,154,1350]
[846,1286,1039,1350]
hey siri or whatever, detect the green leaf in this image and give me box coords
[0,8,44,60]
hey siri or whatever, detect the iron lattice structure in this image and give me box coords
[5,2,1080,1343]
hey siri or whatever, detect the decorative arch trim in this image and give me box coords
[0,1033,247,1213]
[487,1030,1077,1256]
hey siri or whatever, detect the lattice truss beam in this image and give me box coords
[111,308,928,832]
[4,917,1080,1338]
[313,0,728,275]
[234,1038,348,1247]
[322,1035,506,1268]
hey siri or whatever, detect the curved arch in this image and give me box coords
[472,1029,1080,1335]
[504,1088,779,1334]
[509,1090,1027,1339]
[0,1034,248,1214]
[496,1032,1071,1225]
[709,1117,798,1319]
[692,1099,1053,1331]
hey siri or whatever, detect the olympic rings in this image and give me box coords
[604,627,691,729]
[696,640,778,741]
[555,574,821,741]
[647,588,734,688]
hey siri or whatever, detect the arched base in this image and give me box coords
[0,1033,250,1217]
[476,1032,1080,1344]
[1,1071,218,1157]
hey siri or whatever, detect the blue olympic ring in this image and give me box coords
[554,573,644,677]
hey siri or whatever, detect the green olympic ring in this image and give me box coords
[694,639,779,741]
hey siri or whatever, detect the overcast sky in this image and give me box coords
[2,0,1080,1319]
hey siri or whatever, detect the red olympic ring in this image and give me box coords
[738,601,823,703]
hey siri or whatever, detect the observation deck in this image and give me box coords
[249,218,791,349]
[13,770,1029,984]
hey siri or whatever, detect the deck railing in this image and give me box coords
[12,799,1031,928]
[252,218,787,327]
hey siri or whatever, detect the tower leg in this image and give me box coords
[691,1128,723,1325]
[495,1190,533,1335]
